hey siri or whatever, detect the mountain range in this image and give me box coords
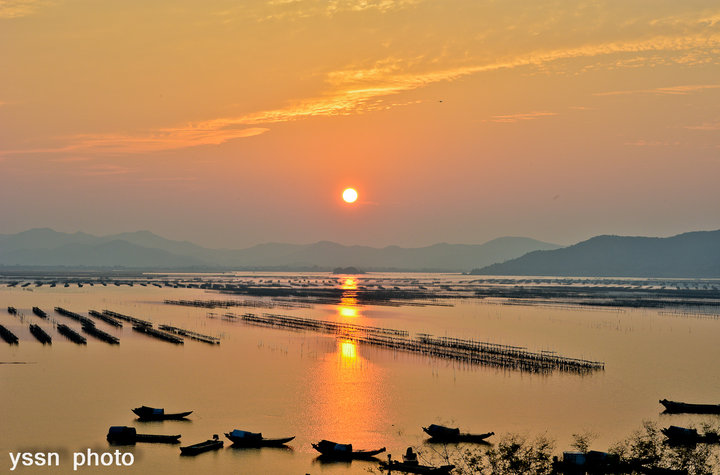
[0,228,560,271]
[472,230,720,278]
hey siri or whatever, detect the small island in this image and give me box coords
[332,266,365,275]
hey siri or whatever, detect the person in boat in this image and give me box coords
[403,446,418,465]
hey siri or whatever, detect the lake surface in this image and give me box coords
[1,273,719,474]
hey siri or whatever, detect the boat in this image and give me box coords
[380,459,455,474]
[224,429,295,447]
[379,448,455,474]
[106,426,180,444]
[659,399,720,414]
[180,435,223,455]
[662,426,720,445]
[312,439,386,460]
[132,406,192,420]
[422,424,494,442]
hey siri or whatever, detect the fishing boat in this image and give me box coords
[422,424,494,442]
[132,406,192,420]
[312,439,386,460]
[106,426,180,444]
[659,399,720,414]
[380,459,455,474]
[224,429,294,447]
[180,435,223,455]
[662,426,720,445]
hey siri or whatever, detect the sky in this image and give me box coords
[1,0,719,248]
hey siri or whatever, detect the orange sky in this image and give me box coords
[1,0,719,247]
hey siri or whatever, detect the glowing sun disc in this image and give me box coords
[342,188,358,203]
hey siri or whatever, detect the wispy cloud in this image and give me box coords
[0,0,52,19]
[0,127,269,157]
[625,139,681,147]
[77,164,132,176]
[50,156,94,163]
[684,122,720,131]
[595,84,720,96]
[488,111,558,123]
[216,0,421,23]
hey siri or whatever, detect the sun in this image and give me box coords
[342,188,358,203]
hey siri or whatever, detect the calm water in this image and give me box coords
[1,273,720,474]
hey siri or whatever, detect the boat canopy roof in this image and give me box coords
[230,429,262,439]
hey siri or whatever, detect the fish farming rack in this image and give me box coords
[102,310,152,327]
[54,307,95,327]
[164,299,309,310]
[81,323,120,345]
[57,324,87,345]
[132,325,183,344]
[233,313,603,374]
[238,312,409,338]
[414,335,604,373]
[89,310,123,327]
[29,324,52,344]
[0,324,19,344]
[32,307,48,318]
[158,325,219,345]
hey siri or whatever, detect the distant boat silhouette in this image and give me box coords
[132,405,192,420]
[659,399,720,414]
[180,435,223,455]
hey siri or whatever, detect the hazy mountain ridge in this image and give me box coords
[0,229,560,271]
[472,230,720,277]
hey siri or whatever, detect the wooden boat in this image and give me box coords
[659,399,720,414]
[180,435,223,455]
[312,440,386,460]
[224,429,294,447]
[422,424,494,442]
[380,459,455,474]
[106,426,180,444]
[132,405,192,420]
[662,426,720,445]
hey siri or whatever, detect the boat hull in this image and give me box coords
[132,407,193,420]
[180,440,223,455]
[225,434,295,447]
[423,426,494,443]
[659,399,720,414]
[312,443,386,460]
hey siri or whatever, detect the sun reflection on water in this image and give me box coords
[341,278,357,290]
[340,339,357,360]
[304,338,388,449]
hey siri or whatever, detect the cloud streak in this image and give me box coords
[594,84,720,96]
[5,27,720,157]
[0,0,51,19]
[488,112,558,123]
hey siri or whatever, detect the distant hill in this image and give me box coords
[471,230,720,277]
[0,228,560,271]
